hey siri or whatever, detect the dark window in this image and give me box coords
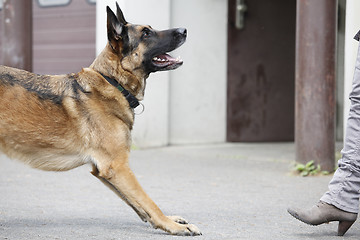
[86,0,96,5]
[36,0,72,8]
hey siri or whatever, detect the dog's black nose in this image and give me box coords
[176,28,187,37]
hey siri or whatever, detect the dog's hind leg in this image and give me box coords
[92,155,201,236]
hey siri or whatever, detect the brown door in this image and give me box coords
[227,0,296,142]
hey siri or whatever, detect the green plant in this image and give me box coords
[335,151,342,162]
[131,144,139,150]
[294,160,330,177]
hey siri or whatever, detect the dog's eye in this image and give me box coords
[142,28,152,38]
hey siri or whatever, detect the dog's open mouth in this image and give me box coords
[152,53,183,70]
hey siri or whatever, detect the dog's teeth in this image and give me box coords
[153,57,171,62]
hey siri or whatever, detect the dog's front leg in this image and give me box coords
[91,159,201,236]
[91,164,148,222]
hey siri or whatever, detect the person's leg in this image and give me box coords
[288,33,360,236]
[320,41,360,214]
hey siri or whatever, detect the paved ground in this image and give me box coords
[0,142,359,240]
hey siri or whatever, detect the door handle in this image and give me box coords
[235,0,247,30]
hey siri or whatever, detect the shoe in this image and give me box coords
[287,201,358,236]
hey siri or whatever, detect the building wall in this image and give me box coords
[0,0,96,73]
[96,0,228,147]
[0,2,2,62]
[33,0,96,74]
[169,0,227,145]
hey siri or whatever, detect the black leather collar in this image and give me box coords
[99,73,139,109]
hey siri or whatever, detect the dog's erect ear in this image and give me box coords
[107,6,123,51]
[116,2,127,25]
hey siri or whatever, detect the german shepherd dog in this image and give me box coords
[0,3,201,236]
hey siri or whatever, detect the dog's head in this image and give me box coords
[107,3,187,75]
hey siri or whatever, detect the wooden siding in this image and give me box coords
[0,8,2,63]
[33,0,96,74]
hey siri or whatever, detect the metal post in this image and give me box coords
[295,0,337,172]
[1,0,32,71]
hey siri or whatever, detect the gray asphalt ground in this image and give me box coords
[1,142,359,240]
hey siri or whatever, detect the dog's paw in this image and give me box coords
[165,216,202,236]
[167,215,189,224]
[176,224,202,236]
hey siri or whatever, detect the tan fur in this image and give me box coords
[90,43,146,100]
[0,4,200,236]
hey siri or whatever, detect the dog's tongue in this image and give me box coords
[152,54,182,64]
